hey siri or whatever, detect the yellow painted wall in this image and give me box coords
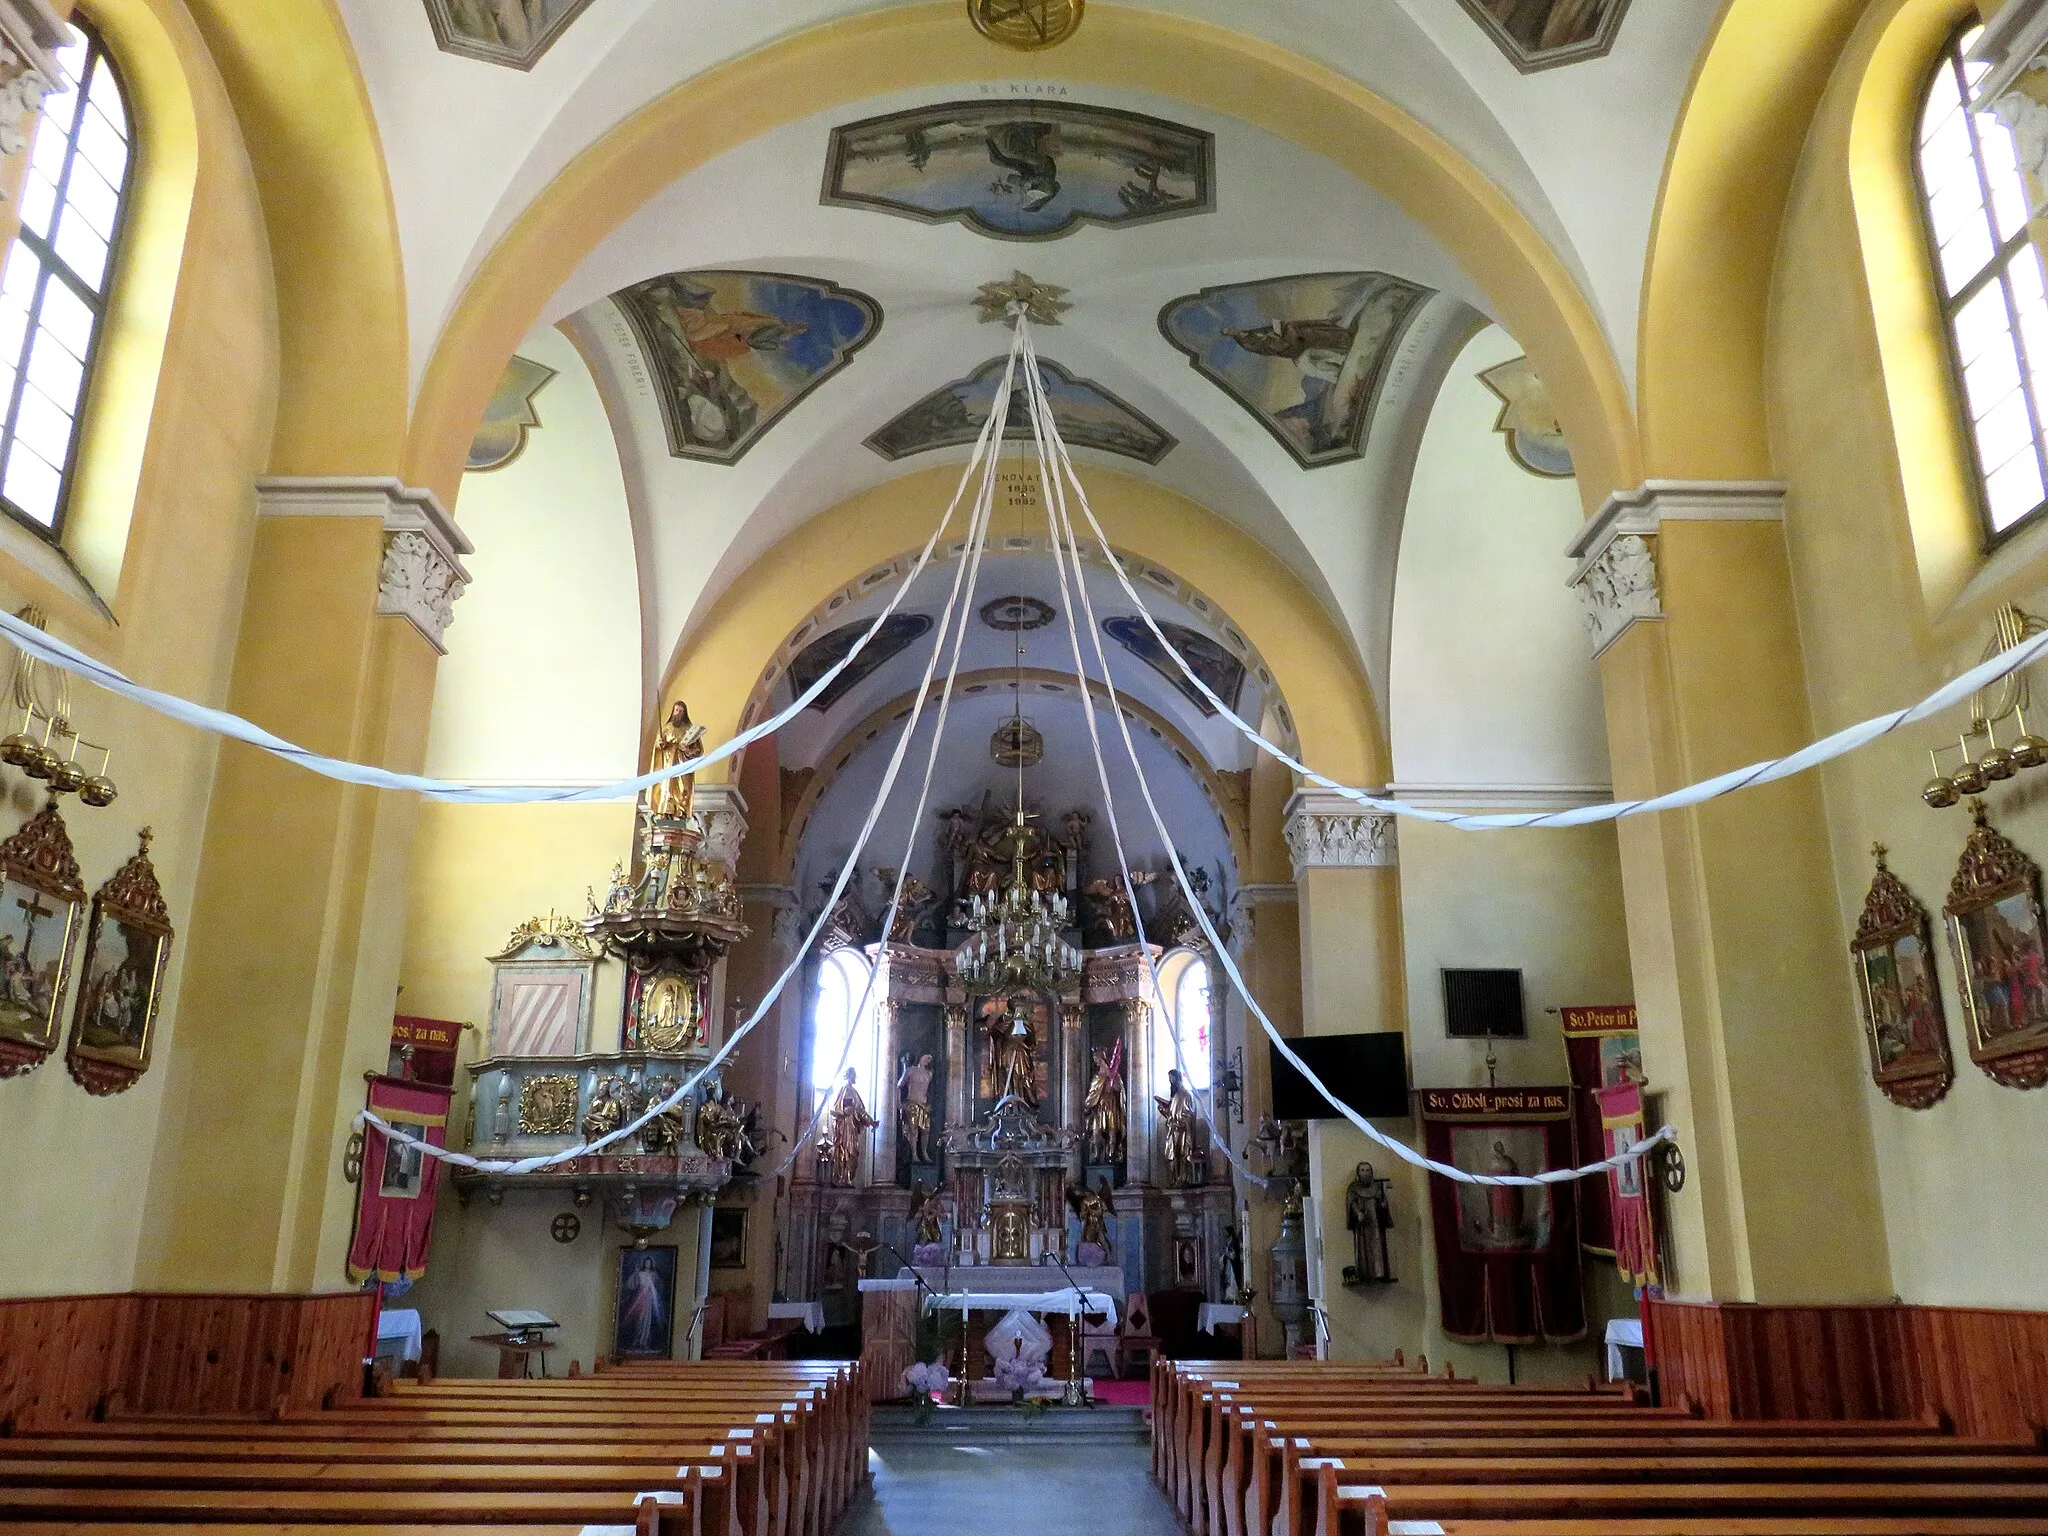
[0,0,278,1298]
[1764,0,2048,1307]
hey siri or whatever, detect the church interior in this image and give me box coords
[9,0,2048,1529]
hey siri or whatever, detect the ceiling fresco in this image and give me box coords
[466,353,557,472]
[821,100,1213,240]
[1478,354,1574,478]
[1102,616,1246,718]
[1455,0,1632,72]
[610,269,883,465]
[784,613,937,713]
[1158,271,1434,469]
[865,354,1176,465]
[422,0,595,69]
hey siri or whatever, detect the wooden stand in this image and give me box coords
[469,1332,553,1379]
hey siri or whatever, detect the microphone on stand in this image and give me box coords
[1048,1242,1095,1406]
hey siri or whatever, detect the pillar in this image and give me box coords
[1126,997,1156,1185]
[1060,998,1084,1177]
[944,1000,969,1133]
[139,478,470,1290]
[1283,792,1412,1361]
[1569,482,1889,1302]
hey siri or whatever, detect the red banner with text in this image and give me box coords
[346,1075,453,1284]
[1560,1004,1641,1256]
[1595,1080,1659,1288]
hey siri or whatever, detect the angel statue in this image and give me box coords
[647,698,706,822]
[908,1187,950,1265]
[1065,1176,1116,1265]
[1156,1067,1201,1187]
[1083,1037,1128,1165]
[816,1067,878,1186]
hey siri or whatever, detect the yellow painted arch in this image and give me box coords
[405,2,1638,511]
[665,463,1386,788]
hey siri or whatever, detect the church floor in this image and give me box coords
[840,1438,1181,1535]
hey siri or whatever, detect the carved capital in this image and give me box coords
[1993,89,2048,214]
[0,0,70,173]
[693,784,749,872]
[1572,533,1662,657]
[1282,790,1397,877]
[256,477,473,655]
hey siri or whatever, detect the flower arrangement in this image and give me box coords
[901,1358,951,1424]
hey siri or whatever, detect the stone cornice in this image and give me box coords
[1282,788,1397,875]
[256,477,473,653]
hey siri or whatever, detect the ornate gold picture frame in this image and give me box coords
[1850,846,1953,1109]
[0,798,84,1080]
[66,828,172,1096]
[1943,804,2048,1089]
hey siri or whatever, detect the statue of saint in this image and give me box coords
[694,1086,747,1163]
[1156,1067,1200,1186]
[910,1188,948,1259]
[896,1051,935,1163]
[984,998,1039,1106]
[1065,1177,1115,1263]
[647,699,706,822]
[818,1068,878,1186]
[1083,1038,1128,1164]
[1343,1161,1395,1284]
[580,1076,632,1143]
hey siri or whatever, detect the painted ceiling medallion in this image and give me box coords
[824,101,1212,241]
[610,270,882,465]
[468,353,557,473]
[1456,0,1632,73]
[981,595,1056,632]
[1478,354,1574,478]
[869,355,1174,465]
[423,0,595,71]
[785,614,935,713]
[1159,271,1433,469]
[974,271,1072,328]
[968,0,1085,51]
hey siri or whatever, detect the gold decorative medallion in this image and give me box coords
[518,1073,580,1136]
[968,0,1083,50]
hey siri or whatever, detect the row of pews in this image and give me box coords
[0,1356,867,1535]
[1153,1356,2048,1536]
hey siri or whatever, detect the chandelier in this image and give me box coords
[955,821,1081,993]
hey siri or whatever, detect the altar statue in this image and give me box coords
[818,1067,878,1185]
[984,997,1039,1106]
[1065,1176,1116,1265]
[648,699,706,822]
[909,1187,949,1264]
[1157,1067,1200,1186]
[1344,1161,1395,1284]
[896,1051,935,1163]
[1083,1037,1127,1164]
[694,1085,749,1163]
[580,1075,632,1143]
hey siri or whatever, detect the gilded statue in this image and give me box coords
[984,997,1039,1106]
[581,1075,633,1143]
[896,1051,935,1163]
[694,1085,749,1163]
[1083,1037,1128,1164]
[1157,1066,1200,1186]
[648,699,706,822]
[1065,1176,1115,1262]
[638,1075,687,1155]
[817,1067,878,1186]
[909,1187,948,1254]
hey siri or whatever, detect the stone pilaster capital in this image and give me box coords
[1282,789,1397,878]
[256,476,473,654]
[0,0,67,166]
[1565,480,1785,658]
[1968,0,2048,108]
[693,783,749,871]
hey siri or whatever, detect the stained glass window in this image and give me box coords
[0,23,129,537]
[1919,24,2048,538]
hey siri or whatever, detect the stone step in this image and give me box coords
[872,1403,1150,1445]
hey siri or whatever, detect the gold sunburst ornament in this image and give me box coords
[969,0,1084,50]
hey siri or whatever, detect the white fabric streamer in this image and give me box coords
[1016,324,1672,1189]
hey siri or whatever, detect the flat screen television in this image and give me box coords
[1268,1032,1410,1120]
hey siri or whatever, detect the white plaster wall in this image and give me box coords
[426,325,644,783]
[1387,325,1609,795]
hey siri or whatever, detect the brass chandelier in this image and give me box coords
[954,824,1080,993]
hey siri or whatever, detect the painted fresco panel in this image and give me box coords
[866,355,1174,464]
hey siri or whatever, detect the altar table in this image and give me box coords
[767,1300,826,1334]
[922,1287,1120,1327]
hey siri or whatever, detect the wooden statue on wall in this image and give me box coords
[1851,844,1954,1109]
[1943,804,2048,1090]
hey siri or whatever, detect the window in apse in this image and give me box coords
[810,946,879,1094]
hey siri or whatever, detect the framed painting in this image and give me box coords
[1943,804,2048,1089]
[1852,845,1953,1108]
[66,829,173,1096]
[709,1207,748,1270]
[423,0,595,70]
[612,1244,680,1361]
[0,799,84,1080]
[1455,0,1632,73]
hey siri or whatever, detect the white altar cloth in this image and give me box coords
[922,1286,1118,1327]
[768,1301,826,1333]
[375,1307,422,1363]
[911,1264,1124,1298]
[1198,1303,1248,1334]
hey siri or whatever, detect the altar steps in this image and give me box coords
[872,1403,1150,1446]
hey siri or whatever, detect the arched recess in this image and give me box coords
[404,2,1638,513]
[774,666,1252,884]
[174,0,407,474]
[1639,0,1874,480]
[660,463,1384,790]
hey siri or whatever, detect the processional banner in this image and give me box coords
[1595,1080,1659,1288]
[1419,1087,1586,1345]
[346,1075,452,1283]
[1559,1004,1641,1255]
[390,1013,462,1088]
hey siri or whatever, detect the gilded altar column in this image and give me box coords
[944,1000,970,1134]
[1568,484,1886,1303]
[1060,999,1085,1179]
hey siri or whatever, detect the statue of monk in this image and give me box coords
[818,1068,878,1186]
[1156,1067,1200,1186]
[648,699,706,822]
[985,998,1039,1106]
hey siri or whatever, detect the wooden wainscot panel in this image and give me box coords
[0,1292,136,1429]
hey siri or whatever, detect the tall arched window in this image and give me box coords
[0,22,131,536]
[1918,24,2048,539]
[810,946,880,1096]
[1151,949,1213,1096]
